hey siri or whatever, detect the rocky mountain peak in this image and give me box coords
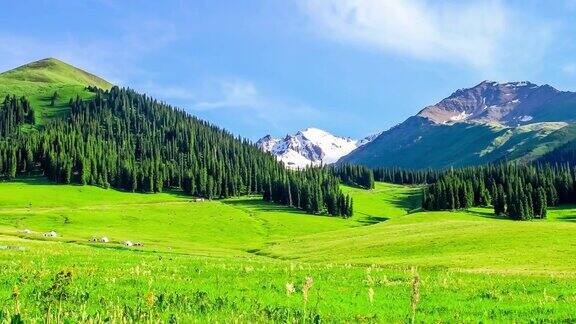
[418,81,564,125]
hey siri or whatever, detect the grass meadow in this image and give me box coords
[1,178,576,322]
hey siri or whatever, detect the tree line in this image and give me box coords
[373,167,439,185]
[0,86,351,217]
[333,162,574,220]
[331,164,375,189]
[331,165,440,189]
[265,167,353,217]
[421,163,576,220]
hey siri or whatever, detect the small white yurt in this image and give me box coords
[43,231,57,237]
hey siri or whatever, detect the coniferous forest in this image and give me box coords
[0,87,351,216]
[332,164,375,189]
[420,163,576,220]
[0,95,35,137]
[373,167,440,185]
[342,163,574,221]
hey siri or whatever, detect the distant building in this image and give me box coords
[43,231,58,237]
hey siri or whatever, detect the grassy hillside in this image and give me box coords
[339,117,576,169]
[0,58,111,88]
[340,182,421,223]
[0,179,419,255]
[0,58,112,124]
[259,207,576,271]
[341,119,573,168]
[1,179,576,321]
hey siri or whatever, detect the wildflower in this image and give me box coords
[145,291,155,308]
[411,267,420,324]
[368,287,374,304]
[302,276,314,304]
[12,285,20,314]
[285,282,295,296]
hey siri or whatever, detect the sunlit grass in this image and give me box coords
[1,178,576,322]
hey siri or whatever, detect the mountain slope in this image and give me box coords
[0,58,350,217]
[1,57,112,89]
[418,81,576,125]
[0,58,112,124]
[257,128,376,168]
[340,81,576,168]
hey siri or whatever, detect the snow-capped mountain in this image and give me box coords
[417,81,570,125]
[256,128,377,169]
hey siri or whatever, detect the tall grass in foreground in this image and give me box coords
[2,238,576,322]
[411,267,420,323]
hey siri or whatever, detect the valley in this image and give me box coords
[1,179,576,322]
[5,2,576,322]
[1,58,576,322]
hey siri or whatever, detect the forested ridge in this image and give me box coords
[421,163,563,220]
[337,162,575,220]
[332,164,375,189]
[539,139,576,166]
[0,86,351,216]
[360,163,574,220]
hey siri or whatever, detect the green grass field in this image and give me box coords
[1,179,576,322]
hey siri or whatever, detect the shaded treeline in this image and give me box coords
[331,164,374,189]
[339,162,574,220]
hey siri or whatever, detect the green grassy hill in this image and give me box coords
[340,117,575,168]
[0,57,112,124]
[1,179,575,322]
[0,58,111,88]
[0,179,418,255]
[259,208,576,271]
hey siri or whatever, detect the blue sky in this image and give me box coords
[1,0,575,140]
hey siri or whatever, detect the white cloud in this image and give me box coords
[194,80,260,110]
[188,78,321,131]
[299,0,546,70]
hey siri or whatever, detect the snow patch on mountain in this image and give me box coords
[518,115,533,122]
[256,128,378,169]
[417,80,562,125]
[450,111,470,121]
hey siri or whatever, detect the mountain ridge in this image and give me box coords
[339,81,576,168]
[417,80,573,126]
[0,57,113,124]
[0,57,112,89]
[257,127,377,169]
